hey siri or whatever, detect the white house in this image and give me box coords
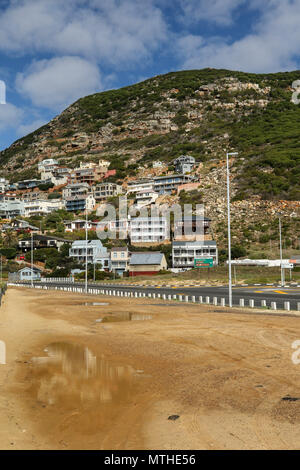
[69,239,110,269]
[172,240,218,269]
[23,199,65,217]
[135,190,159,208]
[127,179,154,194]
[130,216,168,244]
[38,158,59,173]
[110,246,129,276]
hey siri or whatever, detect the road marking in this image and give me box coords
[273,290,288,295]
[254,291,264,293]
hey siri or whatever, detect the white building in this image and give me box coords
[135,190,159,209]
[130,217,168,244]
[38,158,59,173]
[173,155,195,174]
[154,174,195,194]
[62,183,90,199]
[172,240,218,269]
[0,199,25,218]
[64,219,98,232]
[127,179,154,194]
[0,178,10,193]
[94,182,122,201]
[23,199,65,217]
[69,239,110,269]
[110,246,129,276]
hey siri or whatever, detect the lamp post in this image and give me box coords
[279,215,285,287]
[31,232,34,287]
[226,152,238,307]
[85,207,88,294]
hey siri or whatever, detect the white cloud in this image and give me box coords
[16,56,102,110]
[0,0,168,66]
[179,0,246,25]
[0,103,23,131]
[177,0,300,72]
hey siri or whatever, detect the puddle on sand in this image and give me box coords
[28,342,146,447]
[100,312,152,323]
[30,342,136,406]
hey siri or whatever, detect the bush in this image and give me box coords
[0,248,17,259]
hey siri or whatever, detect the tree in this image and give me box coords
[3,229,18,248]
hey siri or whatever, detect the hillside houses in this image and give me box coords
[0,153,219,274]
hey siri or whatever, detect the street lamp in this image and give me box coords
[31,232,34,287]
[85,207,88,294]
[226,152,238,307]
[278,214,285,287]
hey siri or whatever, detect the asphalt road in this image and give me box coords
[24,281,300,311]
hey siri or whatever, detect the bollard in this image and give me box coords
[192,296,196,303]
[249,299,254,308]
[284,301,290,311]
[185,295,189,302]
[163,294,166,300]
[173,295,177,300]
[135,292,138,298]
[168,295,172,301]
[153,293,156,299]
[206,296,210,304]
[239,299,244,307]
[261,300,266,308]
[199,296,203,303]
[221,298,225,307]
[179,295,183,302]
[271,302,277,310]
[213,297,218,306]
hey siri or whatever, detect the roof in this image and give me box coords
[172,240,217,247]
[71,239,103,248]
[22,234,70,243]
[111,246,128,252]
[18,267,41,273]
[129,252,164,265]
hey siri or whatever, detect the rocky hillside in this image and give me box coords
[0,68,299,252]
[1,68,299,198]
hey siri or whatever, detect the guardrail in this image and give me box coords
[8,281,300,312]
[40,277,75,283]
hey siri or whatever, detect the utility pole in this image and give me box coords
[85,207,88,293]
[226,152,238,307]
[31,232,34,287]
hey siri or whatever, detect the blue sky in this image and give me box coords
[1,0,300,151]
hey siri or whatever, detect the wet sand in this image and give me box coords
[1,287,300,449]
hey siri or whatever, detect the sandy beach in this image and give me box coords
[1,286,300,450]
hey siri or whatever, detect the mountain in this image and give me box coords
[0,68,299,253]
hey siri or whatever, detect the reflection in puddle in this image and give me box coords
[101,313,152,323]
[31,342,136,406]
